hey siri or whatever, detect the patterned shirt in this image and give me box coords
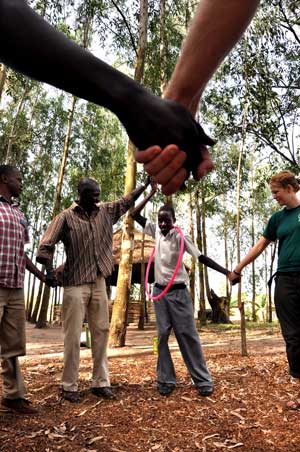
[144,221,200,285]
[37,191,138,286]
[0,196,29,288]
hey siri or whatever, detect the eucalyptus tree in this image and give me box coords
[109,0,149,348]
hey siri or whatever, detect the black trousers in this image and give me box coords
[274,272,300,378]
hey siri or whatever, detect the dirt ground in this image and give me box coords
[1,322,300,452]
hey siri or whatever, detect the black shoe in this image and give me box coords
[158,384,175,396]
[60,389,81,403]
[91,387,115,399]
[1,398,38,415]
[198,386,214,397]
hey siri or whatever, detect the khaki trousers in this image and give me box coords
[62,275,110,392]
[0,288,26,399]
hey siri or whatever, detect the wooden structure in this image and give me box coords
[108,227,156,286]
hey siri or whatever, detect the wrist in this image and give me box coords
[233,269,241,276]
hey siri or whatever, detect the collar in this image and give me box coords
[71,202,100,214]
[0,195,19,206]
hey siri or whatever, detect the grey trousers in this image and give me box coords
[61,275,110,392]
[153,286,213,388]
[0,288,26,399]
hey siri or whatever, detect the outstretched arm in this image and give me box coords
[0,0,213,194]
[198,254,230,276]
[227,236,271,285]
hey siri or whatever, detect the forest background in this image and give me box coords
[0,0,299,349]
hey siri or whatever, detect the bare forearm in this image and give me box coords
[0,0,141,117]
[234,237,270,273]
[25,255,45,282]
[164,0,260,114]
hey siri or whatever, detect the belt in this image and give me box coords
[276,271,300,277]
[268,271,300,288]
[154,283,186,292]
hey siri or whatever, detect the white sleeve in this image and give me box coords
[184,234,201,259]
[144,220,156,239]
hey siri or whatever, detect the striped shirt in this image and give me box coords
[0,196,29,288]
[144,220,200,285]
[37,192,138,286]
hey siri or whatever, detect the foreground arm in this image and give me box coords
[164,0,260,114]
[137,0,260,191]
[0,0,213,194]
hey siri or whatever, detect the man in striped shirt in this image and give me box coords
[0,165,46,415]
[37,177,150,403]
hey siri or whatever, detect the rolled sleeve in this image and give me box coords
[37,213,65,262]
[104,192,138,224]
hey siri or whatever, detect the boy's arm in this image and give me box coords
[198,254,230,276]
[131,180,157,228]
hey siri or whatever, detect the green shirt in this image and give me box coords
[263,206,300,272]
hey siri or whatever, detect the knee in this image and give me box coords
[158,329,171,343]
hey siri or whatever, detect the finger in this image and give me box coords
[161,168,187,196]
[194,147,214,180]
[151,149,187,185]
[144,145,184,177]
[134,146,162,164]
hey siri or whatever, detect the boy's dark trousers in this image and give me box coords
[153,285,213,388]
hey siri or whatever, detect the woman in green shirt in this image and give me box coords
[231,170,300,384]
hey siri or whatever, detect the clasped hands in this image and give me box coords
[122,95,215,196]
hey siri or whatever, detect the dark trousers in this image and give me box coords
[153,286,213,388]
[274,273,300,378]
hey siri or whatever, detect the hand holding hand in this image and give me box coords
[228,271,242,286]
[123,94,215,194]
[45,269,58,288]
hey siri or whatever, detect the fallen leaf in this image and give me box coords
[227,443,244,449]
[87,435,104,445]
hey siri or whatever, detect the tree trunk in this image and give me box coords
[138,230,146,330]
[0,63,7,104]
[5,80,31,164]
[201,184,211,306]
[195,190,206,324]
[209,289,231,324]
[36,95,77,328]
[250,167,257,322]
[188,194,196,308]
[109,0,149,347]
[109,143,136,347]
[222,193,231,313]
[267,242,277,323]
[159,0,166,94]
[236,100,249,356]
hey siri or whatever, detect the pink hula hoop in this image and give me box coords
[145,226,185,301]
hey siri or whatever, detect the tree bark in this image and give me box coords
[0,63,7,104]
[188,193,196,309]
[236,98,249,356]
[196,190,206,324]
[36,94,77,328]
[109,0,148,347]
